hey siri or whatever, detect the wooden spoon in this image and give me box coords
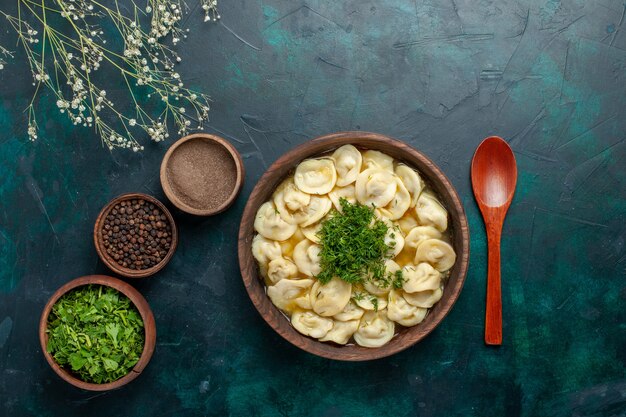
[471,136,517,345]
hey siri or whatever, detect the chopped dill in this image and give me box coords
[392,270,405,289]
[317,198,393,285]
[370,296,379,312]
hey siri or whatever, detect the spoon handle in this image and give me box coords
[485,223,502,345]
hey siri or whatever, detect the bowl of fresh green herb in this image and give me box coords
[39,275,156,390]
[238,131,469,361]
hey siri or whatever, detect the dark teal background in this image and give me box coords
[1,0,625,416]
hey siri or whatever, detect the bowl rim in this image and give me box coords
[39,275,157,391]
[238,131,470,361]
[159,133,245,216]
[93,192,178,278]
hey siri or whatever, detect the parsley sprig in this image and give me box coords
[46,285,145,384]
[317,198,399,285]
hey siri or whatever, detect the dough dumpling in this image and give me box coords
[251,235,282,266]
[387,289,428,326]
[404,287,443,308]
[292,196,332,227]
[273,178,311,224]
[415,193,448,232]
[267,257,299,284]
[414,239,456,272]
[328,185,357,212]
[267,278,314,311]
[404,226,442,250]
[331,145,362,186]
[310,278,352,317]
[291,311,334,338]
[395,164,424,208]
[354,311,395,348]
[293,239,322,277]
[384,222,404,257]
[362,150,394,171]
[398,215,419,235]
[254,202,298,241]
[294,158,337,195]
[377,178,411,220]
[301,223,322,244]
[364,260,401,296]
[319,319,359,344]
[355,168,397,208]
[402,263,442,293]
[354,293,388,311]
[333,301,365,321]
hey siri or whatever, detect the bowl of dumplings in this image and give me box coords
[238,131,469,361]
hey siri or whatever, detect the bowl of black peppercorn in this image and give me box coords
[94,193,178,278]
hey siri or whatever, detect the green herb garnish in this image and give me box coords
[46,285,145,384]
[317,198,394,285]
[392,270,405,289]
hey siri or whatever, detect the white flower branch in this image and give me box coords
[1,0,219,151]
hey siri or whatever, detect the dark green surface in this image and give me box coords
[1,0,625,416]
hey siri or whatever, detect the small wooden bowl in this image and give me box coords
[94,193,178,278]
[39,275,157,391]
[238,131,470,361]
[160,133,245,216]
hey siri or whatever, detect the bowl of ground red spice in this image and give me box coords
[159,133,244,216]
[94,193,178,278]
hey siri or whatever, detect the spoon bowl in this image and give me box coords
[471,136,517,345]
[472,138,517,207]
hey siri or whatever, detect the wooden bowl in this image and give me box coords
[160,133,245,216]
[94,193,178,278]
[39,275,157,391]
[238,131,470,361]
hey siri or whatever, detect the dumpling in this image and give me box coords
[291,311,334,338]
[292,196,332,227]
[364,260,401,296]
[267,278,314,311]
[355,168,397,208]
[404,226,442,250]
[319,319,359,344]
[404,287,443,308]
[362,150,394,171]
[333,301,365,321]
[414,239,456,272]
[294,158,337,195]
[254,201,298,241]
[267,257,299,284]
[402,263,441,293]
[310,278,352,317]
[328,185,357,212]
[415,193,448,232]
[376,178,411,220]
[301,223,322,244]
[387,289,428,326]
[354,311,395,348]
[273,178,311,224]
[331,145,362,186]
[353,292,388,311]
[384,222,404,257]
[395,164,424,208]
[251,235,282,266]
[397,214,419,235]
[292,239,322,277]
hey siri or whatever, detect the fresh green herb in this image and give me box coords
[317,199,394,285]
[392,270,405,289]
[46,285,145,384]
[370,296,379,312]
[352,292,366,302]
